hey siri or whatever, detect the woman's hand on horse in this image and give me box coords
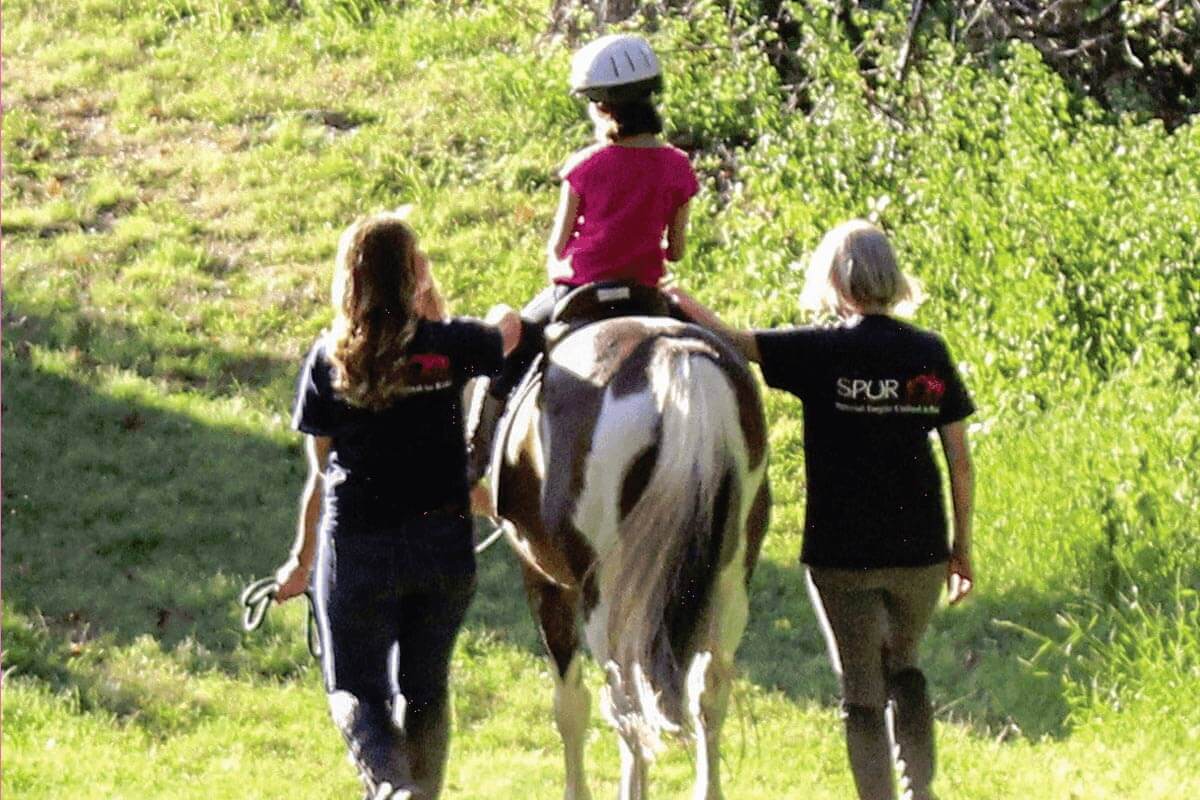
[274,557,313,604]
[486,304,523,356]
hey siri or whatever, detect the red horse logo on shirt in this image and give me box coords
[408,353,451,386]
[905,373,945,406]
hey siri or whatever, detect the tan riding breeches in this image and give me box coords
[806,563,946,707]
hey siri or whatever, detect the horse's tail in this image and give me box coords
[600,336,750,761]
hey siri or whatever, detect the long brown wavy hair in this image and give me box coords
[327,211,423,410]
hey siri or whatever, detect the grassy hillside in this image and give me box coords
[3,0,1198,797]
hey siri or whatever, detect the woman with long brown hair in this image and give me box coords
[273,210,521,800]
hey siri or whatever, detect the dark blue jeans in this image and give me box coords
[313,512,476,799]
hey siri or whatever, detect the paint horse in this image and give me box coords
[489,285,770,800]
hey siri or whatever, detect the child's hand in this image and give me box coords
[546,254,574,282]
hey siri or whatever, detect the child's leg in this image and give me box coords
[466,286,556,484]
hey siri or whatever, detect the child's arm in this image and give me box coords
[938,420,975,604]
[665,201,691,262]
[665,287,761,363]
[546,183,582,280]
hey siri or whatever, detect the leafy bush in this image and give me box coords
[948,0,1200,128]
[1002,579,1200,730]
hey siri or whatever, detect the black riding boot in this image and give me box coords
[465,320,545,484]
[889,668,937,800]
[465,387,504,486]
[842,703,897,800]
[329,691,416,800]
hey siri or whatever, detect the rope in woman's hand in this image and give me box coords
[239,577,322,660]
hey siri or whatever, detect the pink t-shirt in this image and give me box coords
[558,144,700,287]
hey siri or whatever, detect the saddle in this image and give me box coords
[545,281,671,347]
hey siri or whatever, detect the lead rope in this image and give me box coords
[474,519,508,554]
[239,577,322,661]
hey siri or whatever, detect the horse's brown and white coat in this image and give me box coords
[492,317,769,800]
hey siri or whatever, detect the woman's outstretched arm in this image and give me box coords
[665,287,761,362]
[485,303,523,356]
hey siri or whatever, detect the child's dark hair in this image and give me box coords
[595,98,663,142]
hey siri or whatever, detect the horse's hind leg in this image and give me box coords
[687,650,736,800]
[523,565,593,800]
[617,734,649,800]
[689,571,750,800]
[691,478,769,800]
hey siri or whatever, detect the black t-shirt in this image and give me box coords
[293,318,504,539]
[755,315,975,569]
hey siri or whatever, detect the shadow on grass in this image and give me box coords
[1,319,1072,741]
[463,529,544,653]
[1,347,303,660]
[4,308,301,403]
[0,317,540,676]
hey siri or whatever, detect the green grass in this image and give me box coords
[4,0,1199,797]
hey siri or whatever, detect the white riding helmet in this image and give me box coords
[570,34,663,103]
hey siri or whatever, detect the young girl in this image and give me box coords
[273,210,521,800]
[467,33,699,482]
[670,220,975,800]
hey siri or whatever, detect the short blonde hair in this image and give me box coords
[799,220,923,317]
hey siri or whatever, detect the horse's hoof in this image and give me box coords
[372,783,415,800]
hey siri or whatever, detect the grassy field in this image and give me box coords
[3,0,1199,797]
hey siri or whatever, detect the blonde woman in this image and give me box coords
[669,220,974,800]
[273,211,521,800]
